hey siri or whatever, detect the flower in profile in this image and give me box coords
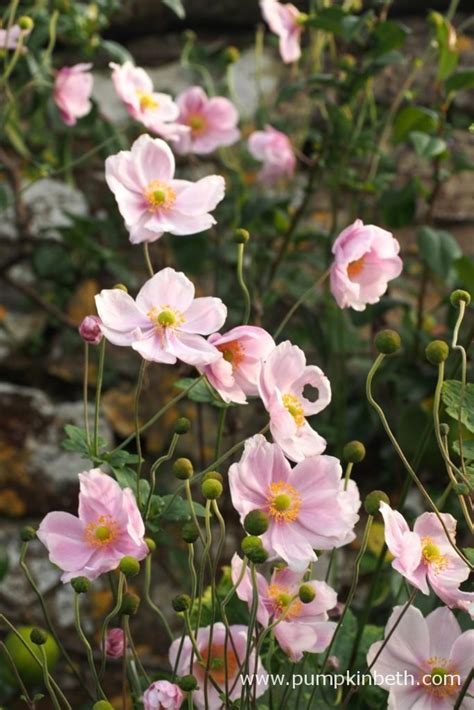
[248,125,296,185]
[96,267,227,366]
[201,325,275,404]
[53,64,93,126]
[330,219,403,311]
[231,554,337,661]
[0,23,31,50]
[260,0,304,64]
[143,680,184,710]
[258,340,331,461]
[368,605,473,708]
[169,622,267,709]
[37,469,148,582]
[105,134,226,244]
[171,86,240,155]
[105,628,125,659]
[380,503,474,616]
[79,315,103,345]
[229,435,360,571]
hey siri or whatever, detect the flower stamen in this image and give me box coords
[282,393,305,427]
[84,515,119,548]
[347,256,365,279]
[136,89,159,112]
[421,537,448,573]
[267,481,301,523]
[144,180,176,211]
[218,339,245,369]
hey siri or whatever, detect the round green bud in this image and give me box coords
[244,510,269,536]
[342,440,366,464]
[453,482,470,495]
[201,478,223,500]
[18,16,34,30]
[425,340,449,365]
[364,490,390,516]
[225,46,240,63]
[173,457,194,480]
[145,537,156,553]
[93,702,115,710]
[439,423,450,437]
[450,289,471,307]
[241,536,269,563]
[178,674,198,691]
[29,628,48,646]
[71,576,90,594]
[119,556,140,577]
[298,584,316,604]
[202,470,223,484]
[234,228,250,244]
[113,283,128,292]
[182,520,200,543]
[20,526,36,542]
[374,329,401,355]
[120,592,140,616]
[172,594,191,613]
[245,546,268,565]
[174,417,191,435]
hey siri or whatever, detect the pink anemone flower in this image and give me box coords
[95,267,227,366]
[201,325,275,404]
[37,469,148,583]
[105,134,226,244]
[0,24,31,50]
[368,605,474,709]
[248,125,296,185]
[232,554,337,661]
[142,680,184,710]
[258,340,331,462]
[171,86,240,155]
[260,0,305,64]
[330,219,403,311]
[169,623,267,710]
[380,502,474,617]
[54,64,93,126]
[229,435,360,571]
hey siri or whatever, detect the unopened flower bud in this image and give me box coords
[450,289,471,307]
[145,537,156,553]
[93,703,115,710]
[182,520,200,543]
[374,329,401,355]
[298,584,316,604]
[244,510,269,536]
[440,423,450,436]
[343,440,366,464]
[364,490,390,516]
[225,46,240,63]
[241,536,268,563]
[119,556,140,577]
[201,478,223,500]
[105,628,125,659]
[174,417,191,435]
[173,458,194,480]
[234,228,250,244]
[113,283,128,292]
[20,526,36,542]
[30,628,48,646]
[178,674,199,691]
[172,594,191,613]
[71,576,90,594]
[120,592,140,616]
[202,470,223,484]
[18,16,34,30]
[79,315,103,345]
[425,340,449,365]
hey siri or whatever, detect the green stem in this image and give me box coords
[123,615,151,684]
[83,343,91,448]
[144,432,180,521]
[236,242,251,324]
[454,668,474,710]
[143,243,154,277]
[273,269,330,340]
[39,645,62,710]
[93,338,106,457]
[143,553,173,640]
[134,360,147,507]
[0,640,35,709]
[215,408,227,460]
[99,573,125,678]
[73,595,106,699]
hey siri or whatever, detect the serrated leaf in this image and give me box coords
[417,227,462,279]
[442,381,474,433]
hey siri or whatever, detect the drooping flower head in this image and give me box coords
[143,680,184,710]
[105,628,125,659]
[368,605,474,709]
[231,554,337,661]
[380,503,474,616]
[171,86,241,155]
[201,325,275,404]
[258,340,331,462]
[260,0,305,64]
[37,469,148,582]
[0,24,31,51]
[229,435,360,571]
[96,267,227,366]
[248,125,296,185]
[330,219,403,311]
[169,623,267,710]
[110,62,183,139]
[105,134,226,244]
[54,64,93,127]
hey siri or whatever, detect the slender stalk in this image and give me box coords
[83,343,91,448]
[454,668,474,710]
[215,407,227,460]
[39,645,62,710]
[143,243,154,277]
[73,594,106,700]
[273,269,330,340]
[134,360,147,507]
[0,640,35,709]
[123,615,151,684]
[143,553,173,640]
[93,338,106,456]
[144,432,180,521]
[236,241,251,324]
[100,573,125,678]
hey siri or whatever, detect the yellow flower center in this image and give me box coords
[84,515,119,547]
[347,256,365,279]
[136,89,159,111]
[420,659,460,698]
[218,339,245,368]
[421,537,448,573]
[187,113,206,135]
[267,481,301,523]
[268,584,302,620]
[148,306,185,329]
[144,180,176,211]
[282,393,305,427]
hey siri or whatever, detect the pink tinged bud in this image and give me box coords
[142,680,184,710]
[79,315,103,345]
[105,628,125,658]
[53,63,93,127]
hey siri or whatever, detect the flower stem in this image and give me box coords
[236,241,251,324]
[143,553,174,641]
[39,645,62,710]
[93,338,106,457]
[143,243,154,277]
[273,269,330,340]
[83,342,91,448]
[144,432,180,521]
[73,594,106,700]
[134,359,147,507]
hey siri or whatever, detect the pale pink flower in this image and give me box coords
[231,554,337,661]
[330,219,403,311]
[260,0,304,63]
[201,325,275,404]
[53,64,93,126]
[0,24,30,50]
[368,605,474,709]
[171,86,240,155]
[105,134,226,244]
[79,315,103,345]
[258,340,331,462]
[229,435,360,571]
[95,267,226,366]
[105,628,125,659]
[37,469,148,583]
[248,125,296,185]
[143,680,184,710]
[169,622,267,709]
[380,503,474,617]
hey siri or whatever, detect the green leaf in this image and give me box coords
[379,180,417,228]
[5,120,31,159]
[442,380,474,433]
[452,440,474,460]
[445,69,474,95]
[159,495,206,521]
[369,20,408,57]
[306,7,362,40]
[409,131,447,159]
[429,11,459,80]
[463,548,474,565]
[174,378,228,408]
[162,0,185,19]
[100,39,134,63]
[62,425,90,455]
[417,227,462,279]
[455,256,474,293]
[392,106,439,143]
[332,609,358,671]
[0,546,9,583]
[355,625,384,669]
